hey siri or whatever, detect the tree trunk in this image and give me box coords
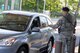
[74,0,80,17]
[5,0,8,10]
[65,0,67,6]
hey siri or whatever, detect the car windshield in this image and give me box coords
[0,13,31,31]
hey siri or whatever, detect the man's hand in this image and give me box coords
[49,25,57,29]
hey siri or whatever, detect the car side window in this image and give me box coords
[39,16,48,28]
[31,17,40,29]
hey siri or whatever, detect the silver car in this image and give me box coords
[0,11,54,53]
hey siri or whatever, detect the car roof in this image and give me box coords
[2,10,48,17]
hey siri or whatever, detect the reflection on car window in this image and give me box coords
[39,16,48,27]
[47,18,52,25]
[0,14,31,31]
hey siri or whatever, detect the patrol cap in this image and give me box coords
[62,7,70,12]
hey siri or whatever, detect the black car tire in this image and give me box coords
[44,40,53,53]
[17,46,28,53]
[47,40,53,53]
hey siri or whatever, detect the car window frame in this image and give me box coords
[39,16,48,28]
[31,16,40,28]
[27,16,41,33]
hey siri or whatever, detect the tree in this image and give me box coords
[22,0,40,11]
[68,0,79,12]
[46,0,62,12]
[22,0,80,17]
[22,0,62,12]
[0,0,5,5]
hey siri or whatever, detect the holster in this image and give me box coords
[73,29,76,34]
[58,28,61,33]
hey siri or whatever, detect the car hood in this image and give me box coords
[0,29,22,34]
[0,29,22,39]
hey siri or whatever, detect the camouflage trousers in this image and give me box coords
[59,31,75,53]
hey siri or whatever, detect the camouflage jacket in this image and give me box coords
[51,13,76,33]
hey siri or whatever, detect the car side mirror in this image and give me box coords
[32,27,40,32]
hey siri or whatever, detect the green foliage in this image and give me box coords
[22,0,79,13]
[68,0,79,12]
[22,0,80,17]
[0,0,78,17]
[0,0,4,5]
[22,0,37,11]
[22,0,62,12]
[46,0,62,12]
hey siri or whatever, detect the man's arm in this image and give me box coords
[49,18,62,29]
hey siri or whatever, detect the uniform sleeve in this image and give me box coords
[50,18,62,29]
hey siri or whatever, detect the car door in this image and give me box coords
[28,17,42,49]
[39,16,50,46]
[46,17,54,39]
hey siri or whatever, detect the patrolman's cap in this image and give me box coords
[62,7,70,12]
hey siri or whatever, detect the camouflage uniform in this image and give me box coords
[51,13,76,53]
